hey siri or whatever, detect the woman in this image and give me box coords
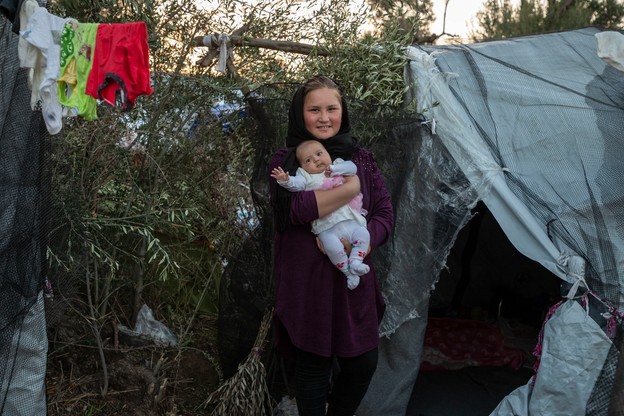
[269,75,394,416]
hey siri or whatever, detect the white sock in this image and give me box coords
[346,274,360,290]
[349,261,370,276]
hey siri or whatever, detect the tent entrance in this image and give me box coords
[407,201,562,416]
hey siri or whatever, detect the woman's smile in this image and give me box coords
[303,87,342,140]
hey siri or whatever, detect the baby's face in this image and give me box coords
[296,141,332,175]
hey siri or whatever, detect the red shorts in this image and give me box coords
[85,21,153,110]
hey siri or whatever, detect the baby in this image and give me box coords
[271,140,370,289]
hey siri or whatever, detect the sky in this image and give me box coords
[430,0,488,43]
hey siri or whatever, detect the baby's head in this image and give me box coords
[296,140,332,175]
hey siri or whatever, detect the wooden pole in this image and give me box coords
[193,34,331,64]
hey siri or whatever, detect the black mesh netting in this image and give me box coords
[0,11,50,416]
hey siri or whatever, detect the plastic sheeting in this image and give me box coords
[1,292,48,416]
[492,299,612,416]
[361,27,624,415]
[413,28,624,304]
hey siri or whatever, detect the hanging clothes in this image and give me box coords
[19,5,75,134]
[14,0,42,113]
[57,21,99,120]
[16,5,154,134]
[85,21,153,111]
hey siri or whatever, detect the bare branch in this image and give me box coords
[442,0,450,34]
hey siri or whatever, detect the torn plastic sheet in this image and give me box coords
[490,299,612,415]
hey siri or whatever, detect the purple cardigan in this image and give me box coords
[269,147,393,357]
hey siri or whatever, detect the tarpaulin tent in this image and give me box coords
[356,27,624,415]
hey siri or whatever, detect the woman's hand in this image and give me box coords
[315,174,360,218]
[316,237,371,257]
[317,237,352,255]
[316,237,326,254]
[341,174,360,188]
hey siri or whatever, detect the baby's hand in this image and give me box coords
[271,167,289,182]
[329,160,357,177]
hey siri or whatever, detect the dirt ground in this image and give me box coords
[45,309,222,416]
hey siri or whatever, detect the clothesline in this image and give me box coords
[5,0,154,135]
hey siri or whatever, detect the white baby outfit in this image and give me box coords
[277,159,370,289]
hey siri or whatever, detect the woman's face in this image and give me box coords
[303,87,342,140]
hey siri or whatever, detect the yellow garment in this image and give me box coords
[59,58,77,85]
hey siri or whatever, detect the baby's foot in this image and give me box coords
[346,274,360,290]
[349,261,370,276]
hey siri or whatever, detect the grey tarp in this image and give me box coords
[359,27,624,415]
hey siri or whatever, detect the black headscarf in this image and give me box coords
[274,79,360,232]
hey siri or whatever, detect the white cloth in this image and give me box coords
[17,0,39,70]
[595,31,624,73]
[20,6,73,134]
